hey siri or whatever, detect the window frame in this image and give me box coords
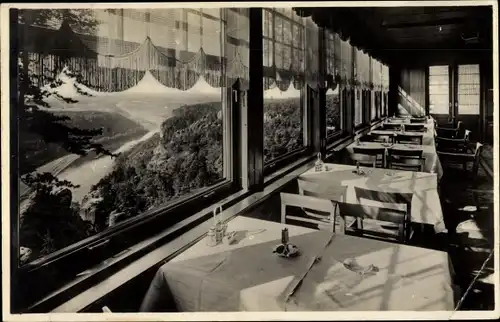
[325,85,347,144]
[11,8,243,312]
[262,8,311,173]
[324,31,345,142]
[354,88,368,131]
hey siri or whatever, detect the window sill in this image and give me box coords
[43,153,318,313]
[355,117,386,136]
[263,147,312,178]
[326,134,352,154]
[326,130,346,145]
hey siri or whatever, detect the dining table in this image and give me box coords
[140,216,458,312]
[345,141,444,179]
[299,163,447,233]
[372,117,437,145]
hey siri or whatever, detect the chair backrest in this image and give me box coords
[359,134,376,142]
[435,136,468,153]
[472,142,484,177]
[353,186,412,242]
[410,118,426,124]
[359,134,389,143]
[337,202,407,242]
[394,134,423,145]
[382,123,402,131]
[404,124,426,132]
[352,147,386,168]
[352,146,386,156]
[354,186,412,213]
[387,149,425,172]
[297,178,347,202]
[388,148,423,158]
[280,192,337,231]
[464,129,471,141]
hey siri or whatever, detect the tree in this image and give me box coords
[18,9,115,174]
[17,9,115,262]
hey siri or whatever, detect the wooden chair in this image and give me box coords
[280,192,338,232]
[337,202,408,243]
[297,179,350,230]
[436,120,464,139]
[381,123,402,131]
[353,186,413,243]
[436,136,469,153]
[438,142,484,179]
[394,133,423,145]
[297,178,347,202]
[359,133,392,143]
[410,117,426,124]
[404,124,426,132]
[387,148,425,172]
[352,147,386,168]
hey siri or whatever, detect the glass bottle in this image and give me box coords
[315,152,324,172]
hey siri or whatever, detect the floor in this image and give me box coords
[438,144,495,310]
[242,144,495,311]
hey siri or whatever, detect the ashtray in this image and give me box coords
[343,258,379,276]
[273,243,300,258]
[352,169,366,175]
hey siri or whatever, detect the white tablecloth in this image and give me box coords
[140,217,457,312]
[346,141,444,179]
[299,164,446,233]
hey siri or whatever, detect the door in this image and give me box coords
[428,65,453,126]
[455,64,481,141]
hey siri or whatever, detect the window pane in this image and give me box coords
[354,89,362,126]
[187,11,201,52]
[282,44,292,69]
[17,8,231,264]
[263,8,304,164]
[275,16,283,42]
[371,91,377,120]
[263,38,270,67]
[326,87,341,136]
[263,10,270,37]
[292,24,301,47]
[283,19,292,45]
[428,65,449,114]
[275,42,283,68]
[458,64,480,115]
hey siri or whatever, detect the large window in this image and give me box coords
[354,89,363,126]
[457,64,480,115]
[17,8,235,271]
[370,91,377,121]
[325,31,341,138]
[326,87,341,136]
[262,8,305,164]
[428,65,450,114]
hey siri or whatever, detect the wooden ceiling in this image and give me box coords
[294,6,493,64]
[356,7,493,51]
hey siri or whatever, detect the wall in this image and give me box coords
[398,68,426,116]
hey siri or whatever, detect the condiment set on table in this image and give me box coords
[272,228,300,258]
[207,205,228,247]
[314,152,330,172]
